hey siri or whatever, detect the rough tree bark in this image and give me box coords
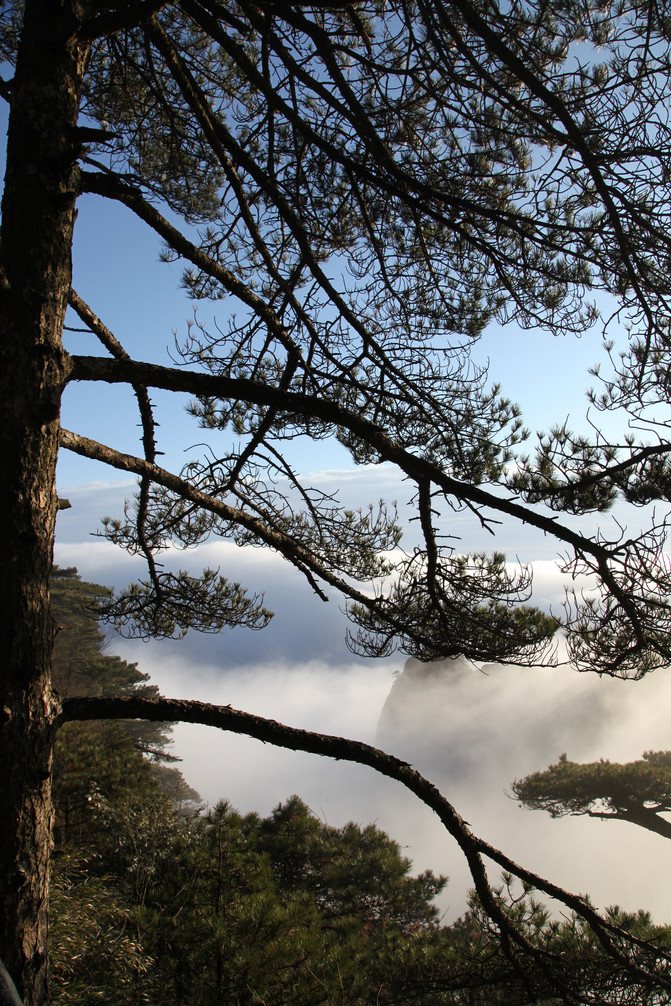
[0,3,88,1002]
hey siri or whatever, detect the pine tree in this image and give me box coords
[47,569,199,1005]
[4,2,671,1000]
[50,567,198,847]
[512,751,671,841]
[142,797,449,1006]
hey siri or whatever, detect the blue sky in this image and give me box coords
[60,182,609,486]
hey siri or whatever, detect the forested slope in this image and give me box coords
[46,570,671,1006]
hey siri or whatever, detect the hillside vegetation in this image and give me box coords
[49,570,671,1005]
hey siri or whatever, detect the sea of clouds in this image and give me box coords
[53,475,671,925]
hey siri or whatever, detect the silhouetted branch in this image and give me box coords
[61,693,671,994]
[65,356,604,555]
[68,291,162,598]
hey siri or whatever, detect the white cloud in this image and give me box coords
[117,648,398,846]
[54,539,145,582]
[107,633,671,928]
[54,474,671,927]
[525,557,597,610]
[376,655,671,922]
[57,478,137,494]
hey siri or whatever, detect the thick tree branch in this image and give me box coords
[584,807,671,841]
[67,356,662,668]
[66,354,609,559]
[59,427,560,661]
[78,1,178,42]
[60,693,671,988]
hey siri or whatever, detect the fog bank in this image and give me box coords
[115,642,671,924]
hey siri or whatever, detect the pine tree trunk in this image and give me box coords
[615,808,671,841]
[0,3,87,1003]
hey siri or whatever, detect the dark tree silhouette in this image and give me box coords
[513,751,671,842]
[3,1,671,1001]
